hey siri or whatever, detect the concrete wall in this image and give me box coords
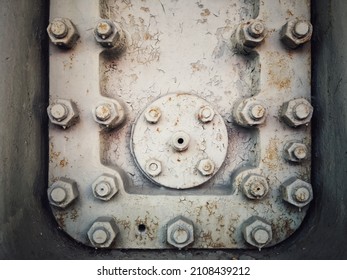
[0,0,346,259]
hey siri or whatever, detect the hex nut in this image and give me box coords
[171,131,190,152]
[198,106,215,123]
[281,98,313,127]
[92,100,125,129]
[145,159,162,177]
[87,217,119,248]
[94,19,126,51]
[233,19,267,53]
[242,216,272,249]
[47,178,79,208]
[47,18,80,49]
[284,142,308,162]
[233,99,267,127]
[281,20,313,49]
[47,99,79,129]
[197,159,215,176]
[167,216,194,249]
[92,174,120,201]
[282,177,313,208]
[242,174,269,200]
[144,107,161,124]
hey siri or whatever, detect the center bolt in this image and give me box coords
[171,131,190,152]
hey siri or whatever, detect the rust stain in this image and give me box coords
[69,209,78,221]
[50,142,69,168]
[140,7,150,13]
[191,60,207,73]
[200,230,225,248]
[201,9,210,17]
[217,214,225,227]
[205,201,218,216]
[118,219,131,230]
[135,216,159,242]
[197,18,207,24]
[262,137,280,170]
[286,9,294,17]
[143,32,152,40]
[49,142,61,163]
[194,206,203,217]
[59,158,68,168]
[63,53,75,70]
[273,219,295,240]
[55,212,68,228]
[267,52,292,90]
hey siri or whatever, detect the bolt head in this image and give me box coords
[92,229,109,245]
[47,18,80,49]
[234,99,267,127]
[171,131,190,152]
[94,20,126,50]
[293,21,311,38]
[145,159,162,177]
[144,107,161,124]
[293,146,307,160]
[248,21,265,38]
[242,216,272,249]
[95,182,111,198]
[281,20,313,49]
[249,104,266,120]
[92,174,119,201]
[50,103,68,121]
[198,106,215,123]
[242,174,269,200]
[87,217,118,248]
[95,21,113,39]
[50,19,68,39]
[167,216,194,249]
[197,159,215,176]
[294,187,310,203]
[50,187,67,203]
[95,104,112,121]
[294,103,311,120]
[252,228,270,245]
[282,177,313,208]
[284,142,308,162]
[236,20,267,50]
[171,227,190,244]
[47,99,79,129]
[48,178,79,208]
[93,100,125,129]
[281,98,313,127]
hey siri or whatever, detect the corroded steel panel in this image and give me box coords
[47,0,312,249]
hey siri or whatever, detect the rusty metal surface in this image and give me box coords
[48,0,312,249]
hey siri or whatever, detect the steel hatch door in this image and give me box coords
[46,0,313,250]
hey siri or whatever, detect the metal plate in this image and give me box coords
[47,0,312,249]
[131,93,228,189]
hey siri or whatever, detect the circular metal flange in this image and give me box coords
[131,93,228,189]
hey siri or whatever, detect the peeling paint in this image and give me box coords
[48,0,311,250]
